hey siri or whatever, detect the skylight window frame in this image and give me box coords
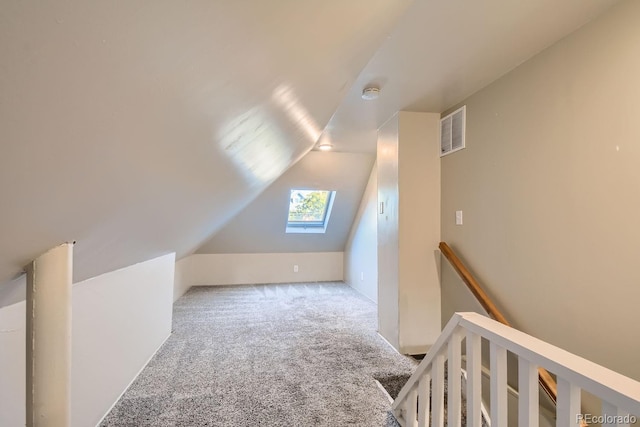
[285,189,336,234]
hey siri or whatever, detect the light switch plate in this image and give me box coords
[456,210,463,225]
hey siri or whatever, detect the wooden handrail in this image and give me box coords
[439,242,558,405]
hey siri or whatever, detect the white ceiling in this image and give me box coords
[321,0,621,153]
[0,0,409,284]
[0,0,621,285]
[197,152,374,254]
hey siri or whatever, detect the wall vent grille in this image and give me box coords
[440,105,466,156]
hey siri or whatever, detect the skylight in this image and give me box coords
[286,189,336,234]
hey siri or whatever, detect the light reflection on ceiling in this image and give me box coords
[271,84,322,144]
[218,107,293,186]
[218,85,324,187]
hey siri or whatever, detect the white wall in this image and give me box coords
[344,163,378,302]
[0,275,26,309]
[397,112,441,354]
[173,256,192,302]
[0,300,25,427]
[179,252,343,287]
[0,253,174,427]
[440,0,640,382]
[377,115,400,349]
[377,112,441,354]
[196,152,375,255]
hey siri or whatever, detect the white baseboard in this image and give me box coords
[377,332,400,354]
[400,344,431,355]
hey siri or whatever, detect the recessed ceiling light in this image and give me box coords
[317,143,333,151]
[362,86,380,100]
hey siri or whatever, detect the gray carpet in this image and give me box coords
[374,374,411,400]
[100,282,417,426]
[380,365,490,427]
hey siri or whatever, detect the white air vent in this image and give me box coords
[440,105,466,156]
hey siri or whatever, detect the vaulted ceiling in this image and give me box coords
[0,0,620,286]
[0,0,411,284]
[197,151,374,254]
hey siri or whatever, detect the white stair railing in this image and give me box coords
[392,312,640,427]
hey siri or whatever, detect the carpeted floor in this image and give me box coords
[375,365,490,427]
[100,282,417,426]
[374,374,411,401]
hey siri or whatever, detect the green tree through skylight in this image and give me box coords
[288,190,330,223]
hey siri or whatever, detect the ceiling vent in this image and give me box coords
[440,105,466,156]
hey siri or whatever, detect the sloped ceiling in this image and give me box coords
[0,0,621,287]
[322,0,621,153]
[194,0,620,257]
[0,0,411,284]
[196,152,374,254]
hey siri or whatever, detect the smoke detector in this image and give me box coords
[361,86,380,100]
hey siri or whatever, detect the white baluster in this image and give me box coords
[517,358,539,427]
[402,395,411,426]
[466,331,482,427]
[433,353,446,427]
[408,385,418,427]
[418,373,431,426]
[402,398,408,425]
[602,401,631,427]
[557,378,580,427]
[448,330,463,427]
[490,342,507,426]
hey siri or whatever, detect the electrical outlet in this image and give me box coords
[293,265,299,273]
[360,272,364,281]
